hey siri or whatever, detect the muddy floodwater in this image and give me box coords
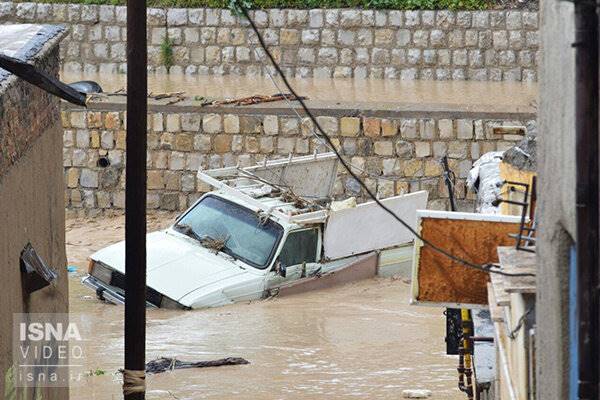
[62,71,536,108]
[66,213,463,399]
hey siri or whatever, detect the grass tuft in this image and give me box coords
[160,35,174,71]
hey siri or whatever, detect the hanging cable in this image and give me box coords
[234,0,534,279]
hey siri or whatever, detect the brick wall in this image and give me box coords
[1,3,539,81]
[61,100,536,216]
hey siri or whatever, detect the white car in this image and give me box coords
[83,153,427,309]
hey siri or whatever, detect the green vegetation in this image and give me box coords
[160,35,174,70]
[85,368,106,377]
[19,0,491,10]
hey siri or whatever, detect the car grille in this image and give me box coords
[110,271,163,307]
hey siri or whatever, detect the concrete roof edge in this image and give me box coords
[0,24,68,94]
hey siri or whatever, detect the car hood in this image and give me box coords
[90,230,250,301]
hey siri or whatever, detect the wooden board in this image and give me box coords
[499,162,536,217]
[411,211,522,307]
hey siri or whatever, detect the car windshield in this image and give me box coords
[174,195,283,269]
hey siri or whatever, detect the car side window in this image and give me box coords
[278,229,319,267]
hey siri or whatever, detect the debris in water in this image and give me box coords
[402,389,432,398]
[68,80,103,94]
[145,357,249,374]
[85,368,106,377]
[209,93,308,106]
[149,91,185,100]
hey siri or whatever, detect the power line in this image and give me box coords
[234,1,534,279]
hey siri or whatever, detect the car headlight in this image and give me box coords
[89,260,113,284]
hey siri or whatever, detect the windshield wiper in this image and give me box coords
[174,224,239,260]
[199,234,239,261]
[173,223,203,242]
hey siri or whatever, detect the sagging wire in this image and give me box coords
[234,0,534,279]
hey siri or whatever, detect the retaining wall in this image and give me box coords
[1,3,539,81]
[61,98,536,216]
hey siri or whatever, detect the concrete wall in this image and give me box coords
[536,0,575,398]
[1,3,540,81]
[0,34,69,399]
[61,100,536,215]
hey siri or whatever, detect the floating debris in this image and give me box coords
[402,389,432,398]
[145,357,249,374]
[149,91,185,100]
[209,93,308,106]
[68,80,103,94]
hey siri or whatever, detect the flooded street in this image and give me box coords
[62,71,536,108]
[66,213,463,399]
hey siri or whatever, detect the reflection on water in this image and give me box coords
[67,214,463,399]
[62,71,537,107]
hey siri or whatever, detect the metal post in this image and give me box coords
[441,156,457,212]
[440,156,462,356]
[124,2,147,400]
[574,1,599,398]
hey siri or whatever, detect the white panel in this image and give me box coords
[251,157,338,198]
[323,191,428,260]
[204,153,339,199]
[416,209,523,223]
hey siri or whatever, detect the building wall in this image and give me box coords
[61,101,535,215]
[0,43,68,398]
[536,0,575,399]
[1,3,539,81]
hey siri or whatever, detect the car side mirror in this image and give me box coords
[275,260,287,278]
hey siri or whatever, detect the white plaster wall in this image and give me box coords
[537,0,575,398]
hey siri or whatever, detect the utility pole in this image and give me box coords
[124,2,147,400]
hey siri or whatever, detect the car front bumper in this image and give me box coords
[81,275,158,308]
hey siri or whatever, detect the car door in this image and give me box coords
[265,227,321,289]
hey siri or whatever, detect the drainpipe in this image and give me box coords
[124,1,147,399]
[574,1,599,398]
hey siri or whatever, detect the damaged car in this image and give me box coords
[83,153,427,309]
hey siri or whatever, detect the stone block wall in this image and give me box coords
[61,100,536,216]
[1,3,539,81]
